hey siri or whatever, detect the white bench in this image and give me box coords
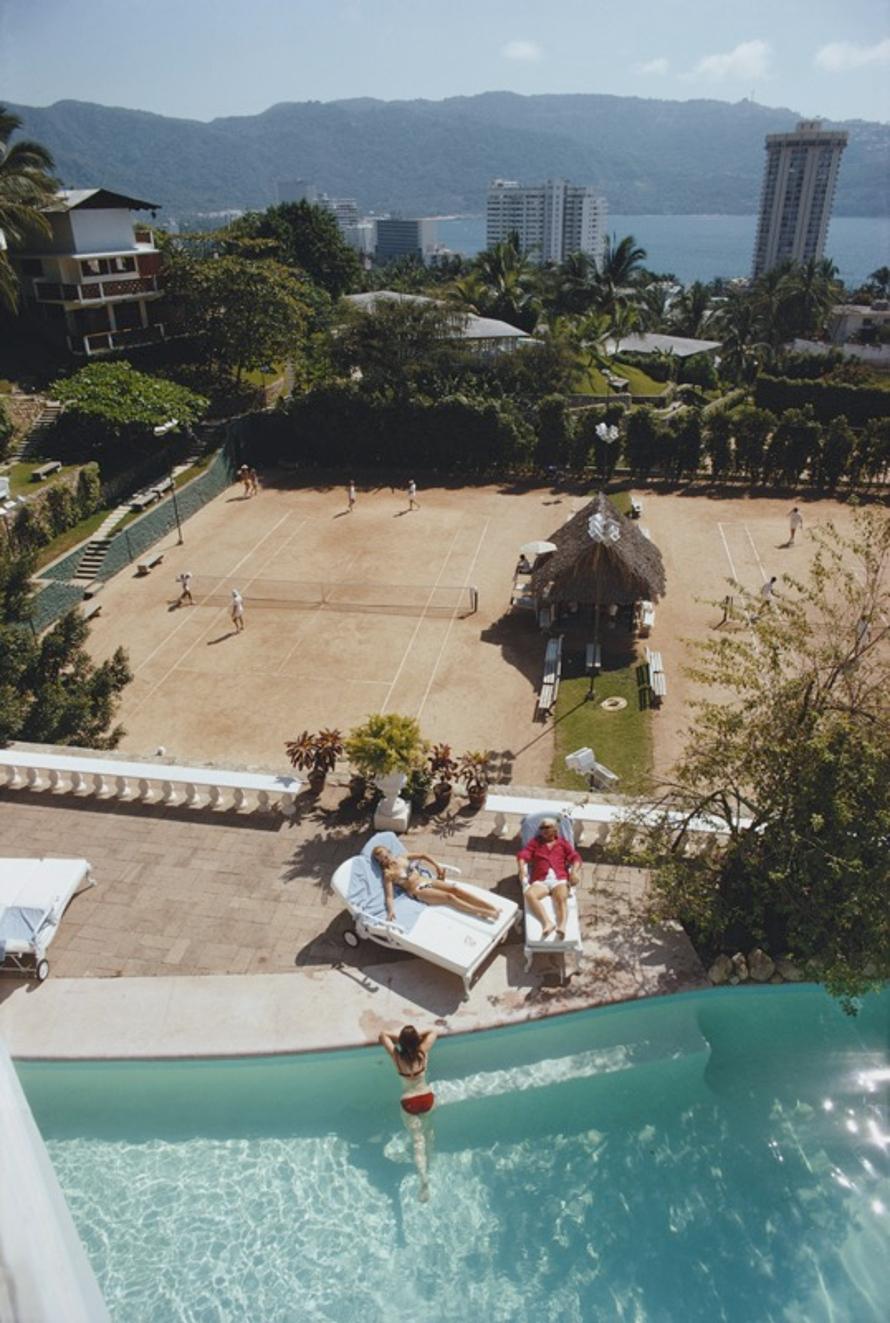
[537,635,563,717]
[130,491,157,511]
[0,750,301,815]
[32,461,62,481]
[630,499,642,519]
[150,476,174,497]
[644,647,667,704]
[136,552,164,576]
[80,600,103,622]
[638,600,655,637]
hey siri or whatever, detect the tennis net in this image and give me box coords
[193,577,478,618]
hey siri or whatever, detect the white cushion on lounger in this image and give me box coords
[524,888,582,952]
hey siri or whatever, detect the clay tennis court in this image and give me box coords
[83,475,872,783]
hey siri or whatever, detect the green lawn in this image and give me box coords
[7,460,78,496]
[34,507,113,569]
[574,361,668,398]
[243,362,285,388]
[550,662,653,794]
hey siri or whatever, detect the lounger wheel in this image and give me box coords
[36,959,49,982]
[343,929,360,949]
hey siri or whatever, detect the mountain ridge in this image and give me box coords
[8,92,888,221]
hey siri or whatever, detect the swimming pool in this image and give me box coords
[17,986,889,1323]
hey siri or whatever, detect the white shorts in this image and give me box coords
[527,869,568,894]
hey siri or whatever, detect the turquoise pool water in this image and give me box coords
[18,986,890,1323]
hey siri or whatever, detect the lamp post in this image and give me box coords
[170,470,183,545]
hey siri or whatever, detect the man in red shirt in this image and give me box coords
[516,817,582,940]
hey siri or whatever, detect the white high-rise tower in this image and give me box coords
[486,178,607,265]
[752,120,847,278]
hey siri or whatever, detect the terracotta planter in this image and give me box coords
[467,785,487,809]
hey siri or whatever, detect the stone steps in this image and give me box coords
[9,401,62,463]
[74,537,112,581]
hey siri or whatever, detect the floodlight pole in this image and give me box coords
[170,469,183,545]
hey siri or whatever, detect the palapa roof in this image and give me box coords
[529,492,666,606]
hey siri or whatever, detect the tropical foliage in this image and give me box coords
[225,201,362,298]
[53,361,207,439]
[0,106,57,311]
[0,551,131,748]
[644,511,890,1007]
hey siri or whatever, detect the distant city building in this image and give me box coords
[375,217,438,264]
[341,220,376,256]
[7,188,165,357]
[486,178,607,265]
[752,120,847,278]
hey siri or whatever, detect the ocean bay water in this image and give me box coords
[437,214,890,289]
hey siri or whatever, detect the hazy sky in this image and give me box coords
[2,0,889,122]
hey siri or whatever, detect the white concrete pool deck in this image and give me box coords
[0,912,706,1058]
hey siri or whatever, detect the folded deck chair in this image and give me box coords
[0,858,94,981]
[518,812,583,970]
[331,831,518,997]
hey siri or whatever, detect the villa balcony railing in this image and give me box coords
[36,275,160,304]
[70,323,166,356]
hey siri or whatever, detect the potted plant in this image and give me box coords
[345,713,425,830]
[403,764,433,813]
[285,728,343,793]
[458,750,491,809]
[428,743,457,804]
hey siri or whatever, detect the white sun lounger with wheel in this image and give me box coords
[331,831,519,998]
[519,812,583,971]
[0,858,95,981]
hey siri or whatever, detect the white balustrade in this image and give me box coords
[0,751,301,817]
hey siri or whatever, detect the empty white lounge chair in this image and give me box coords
[0,858,94,980]
[331,832,518,997]
[518,812,583,971]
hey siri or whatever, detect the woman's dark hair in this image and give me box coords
[397,1025,422,1060]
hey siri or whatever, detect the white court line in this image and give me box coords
[415,517,491,723]
[716,522,739,583]
[380,528,462,715]
[744,523,767,582]
[128,514,311,714]
[134,510,293,674]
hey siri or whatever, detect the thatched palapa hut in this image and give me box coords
[528,493,666,626]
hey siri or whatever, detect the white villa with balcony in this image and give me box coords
[9,188,165,356]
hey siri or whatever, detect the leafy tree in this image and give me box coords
[53,361,207,441]
[729,405,775,480]
[703,409,733,478]
[0,396,12,458]
[672,407,703,480]
[0,106,58,311]
[225,201,361,298]
[866,266,890,298]
[854,418,890,489]
[768,405,822,484]
[625,406,660,480]
[0,554,132,747]
[75,463,102,518]
[644,510,890,1008]
[165,254,311,383]
[332,298,471,399]
[818,415,855,493]
[534,394,573,469]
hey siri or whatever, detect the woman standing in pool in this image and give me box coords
[371,846,500,922]
[379,1025,437,1200]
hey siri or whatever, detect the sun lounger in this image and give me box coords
[518,813,583,971]
[0,858,94,980]
[331,831,519,997]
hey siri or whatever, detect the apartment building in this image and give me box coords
[752,120,848,278]
[374,217,438,264]
[9,188,165,357]
[486,178,607,265]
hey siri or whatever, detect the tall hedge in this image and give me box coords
[754,375,890,428]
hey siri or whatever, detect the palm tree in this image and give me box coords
[594,233,647,318]
[669,281,713,338]
[867,266,890,298]
[712,287,771,384]
[636,279,674,333]
[547,250,599,317]
[778,258,841,340]
[472,237,541,333]
[0,107,58,310]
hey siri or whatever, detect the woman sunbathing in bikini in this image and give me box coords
[371,846,500,922]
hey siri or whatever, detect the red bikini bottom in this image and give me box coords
[401,1091,435,1115]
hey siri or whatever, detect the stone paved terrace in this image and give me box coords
[0,783,707,1049]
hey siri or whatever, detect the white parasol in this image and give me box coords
[519,540,557,559]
